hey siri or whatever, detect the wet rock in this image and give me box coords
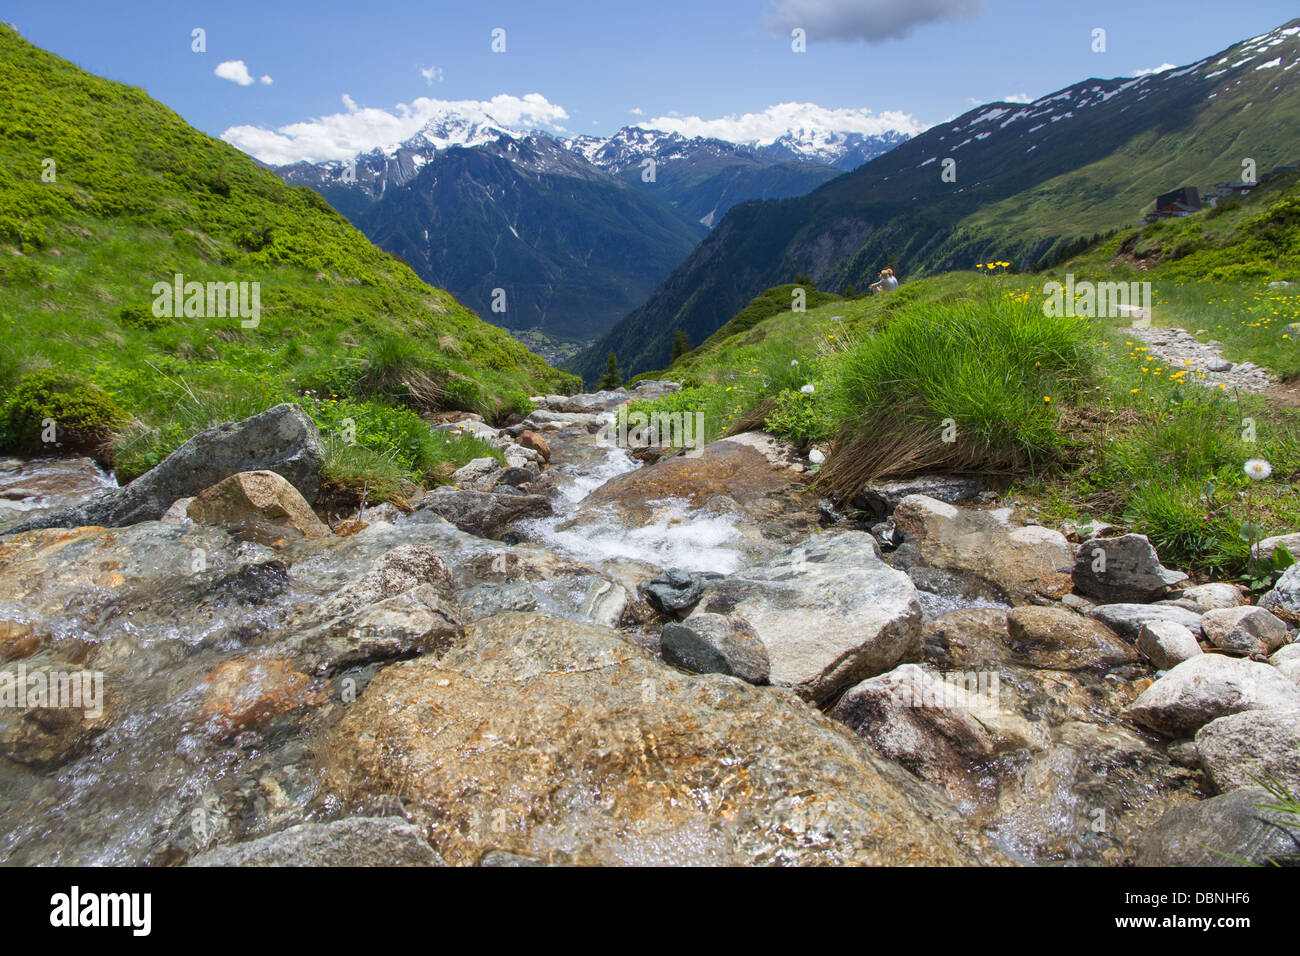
[1195,708,1300,795]
[478,850,549,867]
[1171,582,1249,614]
[578,436,804,520]
[579,578,628,628]
[693,532,922,704]
[1200,606,1290,657]
[456,582,539,621]
[852,475,985,518]
[1260,563,1300,625]
[661,612,770,684]
[413,488,552,539]
[921,609,1009,669]
[496,464,540,488]
[891,495,1073,604]
[1136,788,1300,866]
[1137,620,1202,670]
[1071,534,1187,603]
[1125,655,1300,737]
[333,518,367,537]
[450,457,501,492]
[0,620,43,663]
[321,612,1002,866]
[0,665,112,768]
[198,658,320,740]
[1004,606,1137,672]
[188,817,444,867]
[515,430,551,463]
[639,569,722,619]
[1089,603,1203,640]
[288,584,463,676]
[7,403,325,532]
[186,471,331,545]
[832,663,1041,798]
[870,519,903,550]
[311,544,455,621]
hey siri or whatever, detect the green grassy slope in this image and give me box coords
[0,24,577,492]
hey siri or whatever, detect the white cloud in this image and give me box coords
[1133,63,1176,76]
[768,0,986,44]
[419,65,444,85]
[215,60,255,86]
[629,107,644,115]
[222,93,571,165]
[642,102,924,145]
[260,75,273,86]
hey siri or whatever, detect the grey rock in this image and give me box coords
[1255,532,1300,564]
[693,531,921,704]
[7,404,325,532]
[1196,708,1300,794]
[1207,357,1234,373]
[1090,603,1203,640]
[1125,654,1300,736]
[450,457,501,491]
[1170,582,1248,614]
[1072,534,1187,603]
[1136,788,1300,866]
[479,850,549,867]
[661,612,770,684]
[1200,606,1290,657]
[639,569,723,619]
[413,488,552,539]
[495,464,540,488]
[1137,620,1202,670]
[188,816,444,866]
[853,475,985,518]
[870,519,903,550]
[1260,562,1300,625]
[457,582,539,621]
[1271,644,1300,666]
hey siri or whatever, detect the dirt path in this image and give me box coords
[1127,325,1278,394]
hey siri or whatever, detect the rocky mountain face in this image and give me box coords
[3,388,1296,866]
[573,20,1300,383]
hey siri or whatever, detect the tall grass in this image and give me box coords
[816,293,1100,496]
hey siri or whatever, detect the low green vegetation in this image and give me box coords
[633,217,1300,577]
[0,24,576,500]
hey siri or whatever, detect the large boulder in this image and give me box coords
[1004,606,1137,672]
[6,404,324,532]
[188,817,444,867]
[691,532,922,704]
[449,457,501,492]
[186,470,331,544]
[1136,788,1300,866]
[320,612,1002,866]
[831,663,1041,799]
[1089,603,1203,640]
[660,613,770,684]
[1071,534,1187,603]
[1199,606,1290,657]
[413,487,552,539]
[890,495,1073,604]
[1125,654,1300,736]
[1260,563,1300,625]
[1195,708,1300,795]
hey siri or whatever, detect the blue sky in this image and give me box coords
[6,0,1297,163]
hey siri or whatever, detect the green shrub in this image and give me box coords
[0,368,128,456]
[118,304,168,331]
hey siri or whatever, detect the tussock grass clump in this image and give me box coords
[816,293,1101,497]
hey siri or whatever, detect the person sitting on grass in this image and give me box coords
[868,267,899,294]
